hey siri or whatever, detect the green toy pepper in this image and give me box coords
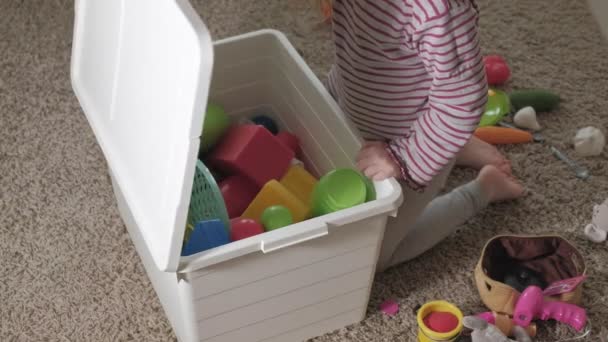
[479,89,511,127]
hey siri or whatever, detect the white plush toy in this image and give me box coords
[584,198,608,243]
[463,316,531,342]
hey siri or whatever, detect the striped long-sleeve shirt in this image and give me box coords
[327,0,488,191]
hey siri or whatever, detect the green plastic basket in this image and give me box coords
[184,160,230,243]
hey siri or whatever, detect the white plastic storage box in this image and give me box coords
[70,1,403,341]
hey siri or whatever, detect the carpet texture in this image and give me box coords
[1,0,608,341]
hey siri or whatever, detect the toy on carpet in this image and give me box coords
[513,106,541,131]
[475,312,537,338]
[379,299,399,316]
[551,146,590,180]
[311,168,369,217]
[503,265,547,293]
[573,126,605,157]
[230,218,264,241]
[208,124,294,187]
[479,89,511,127]
[474,126,533,145]
[584,198,608,242]
[200,103,231,154]
[261,205,293,231]
[463,316,531,342]
[513,285,587,331]
[251,115,279,135]
[498,121,545,143]
[181,219,230,256]
[219,175,259,218]
[416,300,463,342]
[509,89,561,112]
[423,312,459,333]
[483,55,511,86]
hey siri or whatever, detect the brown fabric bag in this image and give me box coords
[474,234,586,315]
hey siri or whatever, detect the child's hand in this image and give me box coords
[356,141,401,181]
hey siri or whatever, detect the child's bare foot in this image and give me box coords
[457,136,512,174]
[477,165,525,203]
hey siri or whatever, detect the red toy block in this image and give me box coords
[219,175,259,218]
[209,125,295,187]
[276,131,301,157]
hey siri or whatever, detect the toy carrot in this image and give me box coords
[474,126,533,145]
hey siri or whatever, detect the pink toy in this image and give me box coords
[379,299,399,316]
[209,125,294,187]
[230,218,264,241]
[423,311,459,333]
[276,131,301,157]
[513,286,587,331]
[219,175,259,218]
[484,55,511,85]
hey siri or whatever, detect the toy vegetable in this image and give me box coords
[573,126,605,157]
[509,89,560,112]
[483,55,511,86]
[479,89,511,127]
[474,127,533,145]
[513,107,541,131]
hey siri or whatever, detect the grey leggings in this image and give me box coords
[376,162,489,272]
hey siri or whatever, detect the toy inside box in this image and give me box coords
[182,105,378,257]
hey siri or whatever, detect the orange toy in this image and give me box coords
[474,126,533,145]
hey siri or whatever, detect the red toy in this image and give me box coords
[230,218,264,241]
[209,125,295,187]
[484,55,511,85]
[219,175,259,218]
[276,131,301,157]
[423,311,459,333]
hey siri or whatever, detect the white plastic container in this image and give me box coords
[70,1,403,341]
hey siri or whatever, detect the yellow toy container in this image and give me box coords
[242,180,310,223]
[416,301,463,342]
[280,165,318,205]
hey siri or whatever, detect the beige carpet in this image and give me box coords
[1,0,608,341]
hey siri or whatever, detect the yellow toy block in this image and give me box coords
[280,165,318,206]
[242,180,310,223]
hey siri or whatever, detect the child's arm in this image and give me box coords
[387,1,488,190]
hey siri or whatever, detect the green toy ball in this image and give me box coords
[479,89,511,127]
[200,103,230,154]
[261,205,293,231]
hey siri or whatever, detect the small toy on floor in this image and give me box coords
[513,106,541,131]
[463,316,531,342]
[584,198,608,242]
[483,55,511,86]
[573,126,605,157]
[379,299,399,316]
[416,300,463,342]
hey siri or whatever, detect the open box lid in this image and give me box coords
[70,0,213,272]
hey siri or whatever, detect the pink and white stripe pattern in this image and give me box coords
[327,0,488,190]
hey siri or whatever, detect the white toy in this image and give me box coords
[584,198,608,242]
[513,106,541,131]
[573,126,605,157]
[463,316,531,342]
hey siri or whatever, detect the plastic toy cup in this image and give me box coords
[312,169,367,217]
[261,205,293,231]
[416,301,463,342]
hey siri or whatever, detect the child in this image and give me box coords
[325,0,525,271]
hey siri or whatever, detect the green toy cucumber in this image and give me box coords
[509,89,560,112]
